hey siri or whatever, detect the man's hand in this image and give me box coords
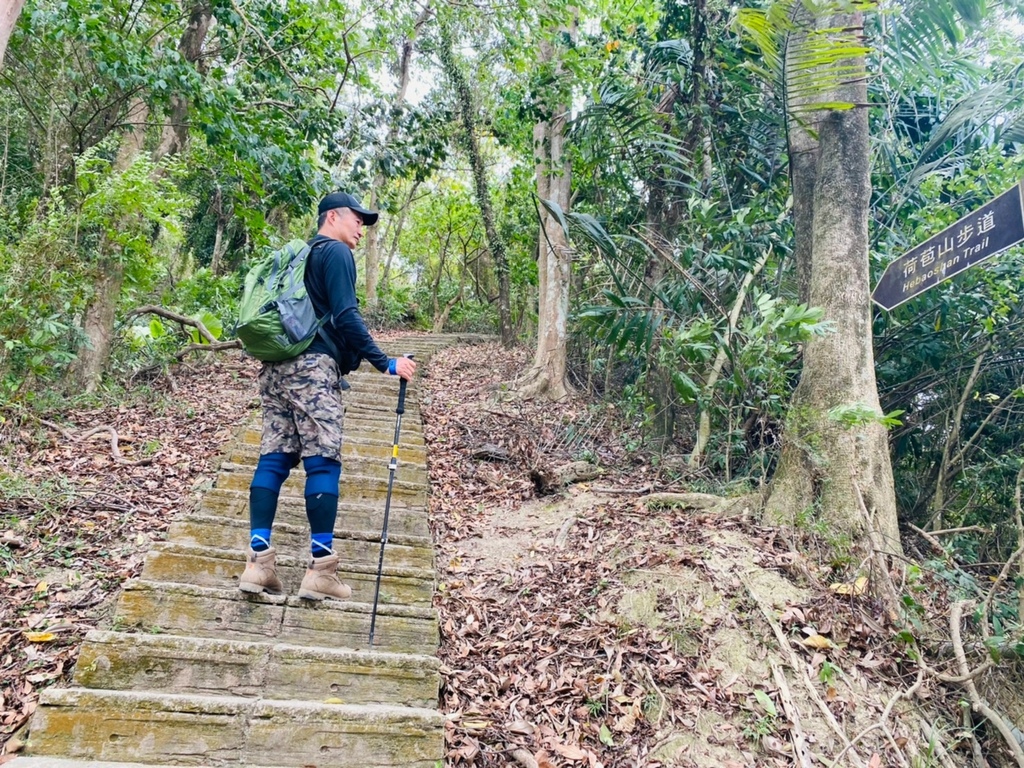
[394,356,417,381]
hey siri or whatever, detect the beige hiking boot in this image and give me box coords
[238,547,284,595]
[298,552,352,601]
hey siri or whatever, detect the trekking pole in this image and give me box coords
[369,354,413,647]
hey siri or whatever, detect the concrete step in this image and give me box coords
[193,488,430,538]
[72,631,439,708]
[27,688,443,767]
[222,442,427,473]
[113,580,439,655]
[142,541,434,606]
[216,455,429,488]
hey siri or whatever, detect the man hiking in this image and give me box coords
[238,191,417,600]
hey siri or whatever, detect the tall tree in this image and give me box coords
[436,19,514,345]
[363,3,432,309]
[761,4,901,558]
[519,10,575,400]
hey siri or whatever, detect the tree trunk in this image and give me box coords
[154,1,212,161]
[438,22,514,346]
[75,258,126,394]
[0,0,26,69]
[73,98,148,393]
[519,25,573,401]
[765,10,901,559]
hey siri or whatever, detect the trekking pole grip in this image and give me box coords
[396,354,413,415]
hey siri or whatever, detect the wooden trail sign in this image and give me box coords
[871,181,1024,311]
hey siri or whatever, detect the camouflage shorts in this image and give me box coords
[258,353,345,461]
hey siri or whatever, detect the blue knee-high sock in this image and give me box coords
[249,452,298,551]
[303,456,341,557]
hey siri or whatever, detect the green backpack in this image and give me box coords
[235,239,335,362]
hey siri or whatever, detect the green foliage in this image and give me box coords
[166,269,241,328]
[735,1,875,112]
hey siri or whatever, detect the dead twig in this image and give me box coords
[39,421,152,466]
[951,600,1024,767]
[929,525,991,537]
[829,670,923,768]
[739,572,865,768]
[771,661,815,768]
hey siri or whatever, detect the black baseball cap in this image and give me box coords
[317,192,379,225]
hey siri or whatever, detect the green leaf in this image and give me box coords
[671,370,700,403]
[599,723,615,746]
[754,689,777,718]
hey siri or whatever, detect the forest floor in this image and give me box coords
[0,339,1010,767]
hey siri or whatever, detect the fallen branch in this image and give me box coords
[530,461,599,494]
[590,484,653,495]
[554,515,577,548]
[929,526,990,537]
[126,304,220,344]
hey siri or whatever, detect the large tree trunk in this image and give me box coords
[765,10,901,559]
[0,0,25,69]
[73,98,148,393]
[519,24,573,401]
[438,22,514,346]
[154,1,212,161]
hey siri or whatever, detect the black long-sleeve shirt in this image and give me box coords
[303,234,389,375]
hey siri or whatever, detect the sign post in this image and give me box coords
[871,181,1024,311]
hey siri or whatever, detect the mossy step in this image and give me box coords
[6,759,185,768]
[238,423,426,447]
[161,520,434,569]
[26,688,443,767]
[194,489,429,537]
[343,410,425,428]
[215,467,429,507]
[72,631,439,708]
[237,427,427,457]
[114,580,439,654]
[222,442,428,473]
[143,542,434,606]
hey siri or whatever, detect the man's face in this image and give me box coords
[329,207,364,249]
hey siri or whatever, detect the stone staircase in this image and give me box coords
[11,335,480,768]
